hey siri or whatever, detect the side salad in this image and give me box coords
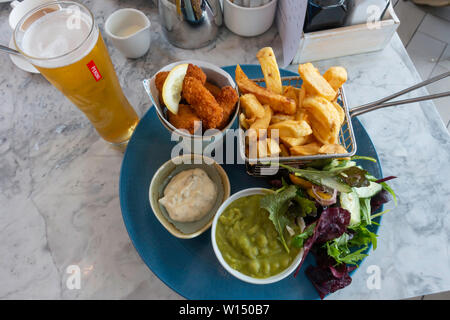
[261,156,396,299]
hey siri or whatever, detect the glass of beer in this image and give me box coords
[13,1,139,145]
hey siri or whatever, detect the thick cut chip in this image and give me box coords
[268,120,312,138]
[248,105,272,139]
[298,85,306,108]
[298,63,336,101]
[257,138,268,158]
[318,144,348,154]
[271,113,295,124]
[295,108,308,122]
[279,143,290,157]
[309,117,339,145]
[290,142,322,156]
[303,96,340,144]
[239,113,249,130]
[246,117,256,125]
[257,47,283,95]
[295,86,308,121]
[282,86,300,106]
[332,101,345,125]
[235,65,296,115]
[240,93,265,118]
[323,66,347,91]
[280,135,314,148]
[267,138,281,156]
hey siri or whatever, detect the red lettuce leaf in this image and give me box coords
[370,189,391,212]
[293,207,351,277]
[315,207,351,243]
[306,264,356,299]
[305,246,357,299]
[375,176,397,184]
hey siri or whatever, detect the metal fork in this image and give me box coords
[350,71,450,117]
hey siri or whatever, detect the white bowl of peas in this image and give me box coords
[211,188,304,284]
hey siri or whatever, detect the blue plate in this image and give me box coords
[119,65,383,299]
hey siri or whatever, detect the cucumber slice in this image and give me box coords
[340,191,360,226]
[354,181,382,198]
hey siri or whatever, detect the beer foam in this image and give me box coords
[22,8,98,68]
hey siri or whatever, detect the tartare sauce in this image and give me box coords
[159,168,217,222]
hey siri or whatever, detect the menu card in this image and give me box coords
[276,0,308,67]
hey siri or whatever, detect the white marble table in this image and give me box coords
[1,0,449,300]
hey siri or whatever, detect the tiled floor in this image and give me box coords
[395,0,450,132]
[395,1,450,300]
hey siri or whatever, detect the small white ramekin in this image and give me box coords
[211,187,304,285]
[149,154,230,239]
[223,0,278,37]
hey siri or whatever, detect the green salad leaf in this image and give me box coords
[325,233,369,266]
[325,218,379,266]
[279,164,352,193]
[351,155,377,162]
[360,198,372,225]
[292,223,316,248]
[260,185,298,253]
[293,195,317,217]
[371,209,391,219]
[261,185,319,252]
[327,245,369,266]
[380,182,397,206]
[348,224,378,250]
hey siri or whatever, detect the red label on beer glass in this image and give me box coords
[87,60,103,81]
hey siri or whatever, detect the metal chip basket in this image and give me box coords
[239,71,450,176]
[239,76,357,176]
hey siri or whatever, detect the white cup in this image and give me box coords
[104,8,151,59]
[223,0,278,37]
[9,0,55,30]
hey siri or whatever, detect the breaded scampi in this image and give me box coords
[168,104,202,134]
[186,64,207,84]
[216,86,238,128]
[182,76,223,129]
[155,71,169,104]
[204,82,222,98]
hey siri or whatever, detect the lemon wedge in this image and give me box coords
[162,63,188,114]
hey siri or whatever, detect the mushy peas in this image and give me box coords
[215,194,301,278]
[159,168,217,222]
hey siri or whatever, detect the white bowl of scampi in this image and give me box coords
[143,60,240,151]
